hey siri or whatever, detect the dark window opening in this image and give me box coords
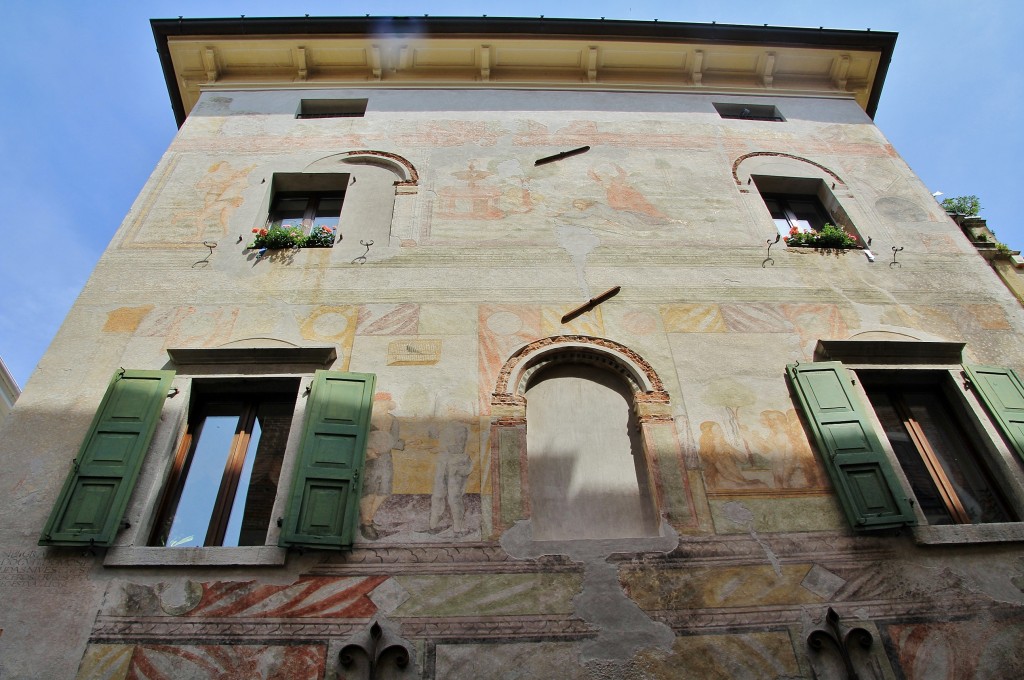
[150,379,300,548]
[763,193,831,236]
[862,373,1017,525]
[714,102,784,121]
[297,99,368,119]
[269,192,344,234]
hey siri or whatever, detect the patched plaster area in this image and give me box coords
[555,224,600,298]
[501,519,678,664]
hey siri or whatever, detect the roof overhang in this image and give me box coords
[152,16,898,127]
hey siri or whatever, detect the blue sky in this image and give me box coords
[1,1,1021,388]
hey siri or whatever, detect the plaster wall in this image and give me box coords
[1,87,1023,679]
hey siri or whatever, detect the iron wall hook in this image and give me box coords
[763,233,781,267]
[890,246,903,268]
[352,239,374,265]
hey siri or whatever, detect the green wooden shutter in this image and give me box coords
[787,362,915,530]
[280,370,375,550]
[964,365,1024,464]
[39,369,175,546]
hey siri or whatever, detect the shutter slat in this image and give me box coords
[787,362,915,530]
[40,369,174,546]
[279,371,375,549]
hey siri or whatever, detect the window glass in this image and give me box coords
[152,382,298,547]
[269,197,309,229]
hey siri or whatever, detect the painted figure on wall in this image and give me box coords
[360,393,405,540]
[699,421,768,491]
[700,408,827,493]
[428,404,474,536]
[194,161,253,233]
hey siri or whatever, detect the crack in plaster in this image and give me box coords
[721,501,783,577]
[500,519,677,663]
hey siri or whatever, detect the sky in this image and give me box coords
[1,1,1021,389]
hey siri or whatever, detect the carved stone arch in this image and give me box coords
[337,150,419,186]
[732,151,846,187]
[491,335,669,407]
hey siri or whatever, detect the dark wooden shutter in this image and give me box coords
[39,369,175,546]
[787,362,915,530]
[280,370,375,549]
[964,365,1024,464]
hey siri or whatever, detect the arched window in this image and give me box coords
[524,362,658,540]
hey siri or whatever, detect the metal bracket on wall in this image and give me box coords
[806,607,874,680]
[339,621,412,679]
[353,239,374,264]
[192,241,217,268]
[763,234,780,267]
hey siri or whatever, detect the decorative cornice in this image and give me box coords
[152,16,896,126]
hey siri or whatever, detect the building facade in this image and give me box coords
[1,16,1023,679]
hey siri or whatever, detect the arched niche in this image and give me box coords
[487,336,698,538]
[525,362,658,540]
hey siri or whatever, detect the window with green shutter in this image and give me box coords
[790,360,1024,531]
[40,369,175,547]
[279,370,375,550]
[787,362,916,531]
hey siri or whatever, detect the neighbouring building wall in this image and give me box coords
[1,24,1023,679]
[0,356,18,427]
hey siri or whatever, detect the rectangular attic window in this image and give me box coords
[714,102,784,122]
[297,99,368,119]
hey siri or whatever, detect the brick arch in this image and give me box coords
[339,150,419,186]
[491,335,669,407]
[732,151,846,187]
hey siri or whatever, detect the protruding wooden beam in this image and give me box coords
[561,286,621,324]
[691,49,704,85]
[535,145,591,166]
[762,51,776,87]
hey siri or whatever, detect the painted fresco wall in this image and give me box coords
[1,88,1023,679]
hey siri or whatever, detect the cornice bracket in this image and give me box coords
[831,54,851,90]
[762,51,776,88]
[296,46,308,81]
[370,44,382,81]
[691,49,704,85]
[481,44,491,81]
[587,46,598,83]
[202,47,219,83]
